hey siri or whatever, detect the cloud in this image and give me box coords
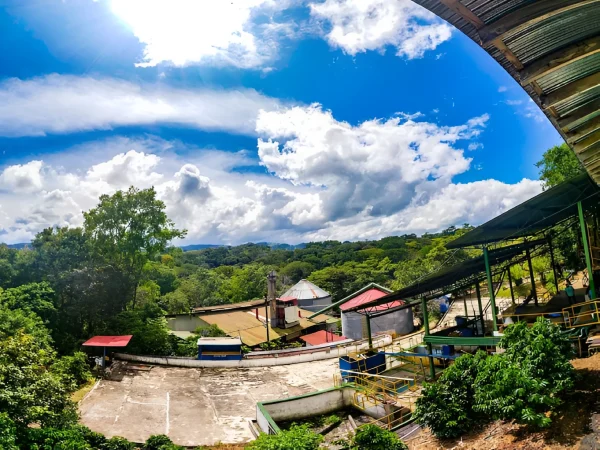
[0,160,44,193]
[0,111,540,245]
[309,0,452,59]
[468,142,483,151]
[110,0,299,69]
[0,74,282,137]
[498,86,508,93]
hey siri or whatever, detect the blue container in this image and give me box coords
[440,303,448,313]
[339,352,386,382]
[455,316,468,327]
[457,327,474,337]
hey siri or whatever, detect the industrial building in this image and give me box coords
[197,337,243,360]
[310,283,414,341]
[280,279,332,313]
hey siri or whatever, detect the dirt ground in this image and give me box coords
[405,354,600,450]
[78,359,338,447]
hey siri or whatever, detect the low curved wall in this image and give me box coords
[114,334,392,368]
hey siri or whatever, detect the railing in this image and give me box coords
[563,299,600,329]
[367,407,413,431]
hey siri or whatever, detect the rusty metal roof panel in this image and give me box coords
[503,3,600,64]
[536,53,600,93]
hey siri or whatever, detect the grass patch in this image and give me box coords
[71,378,97,403]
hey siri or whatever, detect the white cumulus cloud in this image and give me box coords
[0,75,282,137]
[309,0,452,59]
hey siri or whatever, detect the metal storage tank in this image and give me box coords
[339,284,413,340]
[280,279,332,313]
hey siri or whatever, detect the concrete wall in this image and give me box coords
[114,334,392,368]
[256,388,355,434]
[342,308,414,341]
[167,315,209,332]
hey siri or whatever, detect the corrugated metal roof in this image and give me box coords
[82,335,133,347]
[410,0,600,184]
[198,307,330,347]
[280,279,331,300]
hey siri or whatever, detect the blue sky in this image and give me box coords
[0,0,563,244]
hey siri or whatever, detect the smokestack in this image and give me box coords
[267,271,278,328]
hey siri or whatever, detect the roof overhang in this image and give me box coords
[411,0,600,183]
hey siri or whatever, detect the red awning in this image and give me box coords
[339,288,404,312]
[82,335,133,347]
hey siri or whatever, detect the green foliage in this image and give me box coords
[195,324,227,337]
[535,143,584,190]
[112,308,172,356]
[0,413,18,450]
[0,282,57,323]
[51,351,92,391]
[102,436,135,450]
[414,352,485,439]
[280,261,315,283]
[247,425,323,450]
[349,424,408,450]
[144,434,173,449]
[415,319,575,438]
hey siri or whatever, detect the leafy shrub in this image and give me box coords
[323,414,342,426]
[247,425,323,450]
[350,424,408,450]
[145,434,173,449]
[413,352,485,438]
[414,319,576,438]
[102,436,135,450]
[0,413,18,450]
[24,426,92,450]
[52,352,92,390]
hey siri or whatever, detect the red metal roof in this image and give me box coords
[278,296,297,303]
[299,330,346,346]
[82,335,133,347]
[339,288,404,312]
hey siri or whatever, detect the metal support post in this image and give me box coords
[366,314,373,350]
[421,296,436,380]
[547,234,559,293]
[483,246,499,332]
[525,243,538,306]
[507,266,516,306]
[463,297,468,319]
[579,201,597,299]
[475,282,485,335]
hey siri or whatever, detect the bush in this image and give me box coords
[103,436,135,450]
[52,352,92,391]
[145,434,173,449]
[24,426,92,450]
[413,352,485,438]
[350,424,408,450]
[247,425,323,450]
[0,413,18,450]
[414,319,576,438]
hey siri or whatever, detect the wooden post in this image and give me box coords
[579,201,597,299]
[483,246,499,332]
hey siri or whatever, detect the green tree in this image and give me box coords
[51,351,92,391]
[280,261,315,283]
[535,143,583,190]
[0,282,57,323]
[413,352,485,438]
[83,186,186,305]
[348,424,408,450]
[247,425,323,450]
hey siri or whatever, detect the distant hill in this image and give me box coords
[179,244,223,251]
[5,243,30,249]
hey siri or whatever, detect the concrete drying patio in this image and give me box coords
[78,359,339,447]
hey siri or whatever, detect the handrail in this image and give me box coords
[563,299,600,329]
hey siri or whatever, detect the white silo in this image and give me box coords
[280,279,332,313]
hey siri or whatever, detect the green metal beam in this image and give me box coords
[365,314,373,350]
[475,282,485,336]
[483,246,499,332]
[507,266,516,306]
[307,282,392,319]
[526,243,538,306]
[421,296,436,380]
[424,335,501,346]
[547,234,560,293]
[578,201,597,299]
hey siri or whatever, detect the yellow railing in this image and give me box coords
[367,407,413,431]
[563,299,600,329]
